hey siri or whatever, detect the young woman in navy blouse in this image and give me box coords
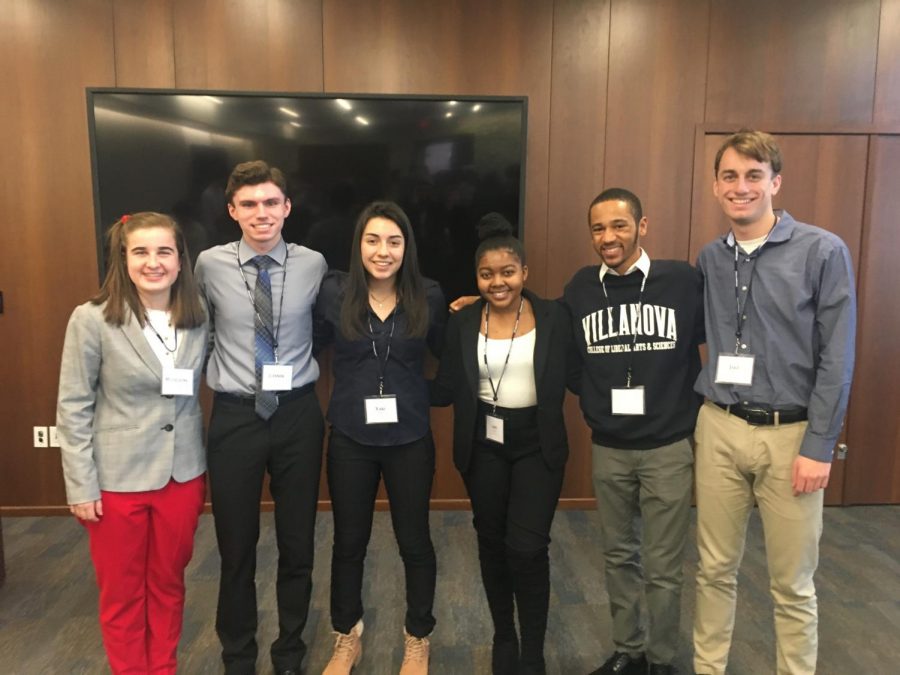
[315,201,446,675]
[432,214,573,675]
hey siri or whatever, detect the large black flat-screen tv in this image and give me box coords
[87,89,527,299]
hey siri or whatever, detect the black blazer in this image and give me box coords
[432,289,574,474]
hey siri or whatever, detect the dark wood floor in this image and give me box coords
[1,506,898,674]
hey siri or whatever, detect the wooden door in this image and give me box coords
[843,135,900,504]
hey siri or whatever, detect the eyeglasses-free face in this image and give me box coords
[228,181,291,254]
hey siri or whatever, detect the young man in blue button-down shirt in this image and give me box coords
[692,130,857,675]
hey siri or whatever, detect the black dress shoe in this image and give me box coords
[589,651,648,675]
[649,664,676,674]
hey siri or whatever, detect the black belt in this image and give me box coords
[215,381,316,407]
[713,401,807,426]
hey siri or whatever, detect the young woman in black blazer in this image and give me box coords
[432,214,574,675]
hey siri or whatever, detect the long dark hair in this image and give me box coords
[340,200,428,339]
[91,212,205,328]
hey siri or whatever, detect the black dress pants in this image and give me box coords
[207,389,324,674]
[327,427,437,638]
[463,405,564,674]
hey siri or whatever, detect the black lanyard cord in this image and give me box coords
[732,215,776,353]
[368,312,396,396]
[482,297,524,412]
[144,313,178,356]
[600,268,648,387]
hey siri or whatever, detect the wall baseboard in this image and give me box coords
[1,497,597,517]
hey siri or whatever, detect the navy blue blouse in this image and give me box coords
[314,271,446,446]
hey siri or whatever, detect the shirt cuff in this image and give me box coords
[799,428,837,463]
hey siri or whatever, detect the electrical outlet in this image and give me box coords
[33,426,48,448]
[49,426,60,447]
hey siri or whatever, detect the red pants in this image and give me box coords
[84,475,205,675]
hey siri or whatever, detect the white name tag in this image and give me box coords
[262,363,293,391]
[715,354,755,386]
[161,366,194,396]
[365,395,399,424]
[611,386,645,415]
[485,413,505,444]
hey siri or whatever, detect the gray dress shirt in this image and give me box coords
[195,238,328,395]
[694,210,857,462]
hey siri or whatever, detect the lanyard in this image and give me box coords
[482,297,524,412]
[368,312,396,395]
[731,216,775,353]
[144,313,178,356]
[236,241,287,361]
[600,269,647,387]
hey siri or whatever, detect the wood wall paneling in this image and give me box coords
[113,0,176,87]
[0,0,116,507]
[546,0,610,504]
[874,0,900,125]
[173,0,324,91]
[604,0,709,261]
[545,0,610,295]
[706,0,880,126]
[844,135,900,504]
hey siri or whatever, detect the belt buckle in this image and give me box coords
[746,407,771,425]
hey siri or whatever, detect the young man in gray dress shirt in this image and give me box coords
[195,161,328,675]
[692,131,856,675]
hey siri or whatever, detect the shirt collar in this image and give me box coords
[724,209,796,249]
[598,248,651,282]
[238,237,287,266]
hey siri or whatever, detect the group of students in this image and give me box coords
[56,129,856,675]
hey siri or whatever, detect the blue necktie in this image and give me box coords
[252,255,278,420]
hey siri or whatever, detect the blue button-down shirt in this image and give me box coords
[694,210,857,462]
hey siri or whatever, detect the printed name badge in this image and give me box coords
[262,363,293,391]
[485,413,505,444]
[611,386,645,415]
[715,354,755,386]
[161,366,194,396]
[365,395,399,424]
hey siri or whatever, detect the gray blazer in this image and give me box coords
[56,301,208,505]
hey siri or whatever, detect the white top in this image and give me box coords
[142,309,179,366]
[737,233,768,254]
[477,328,537,408]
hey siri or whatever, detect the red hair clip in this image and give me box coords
[121,214,131,223]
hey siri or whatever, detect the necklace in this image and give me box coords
[369,290,396,309]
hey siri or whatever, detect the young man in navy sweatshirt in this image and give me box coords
[565,188,704,675]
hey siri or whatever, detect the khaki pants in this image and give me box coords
[592,438,694,665]
[693,401,823,675]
